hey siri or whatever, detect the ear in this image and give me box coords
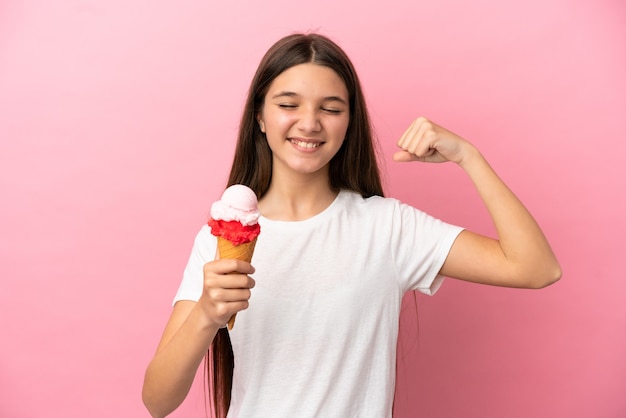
[256,114,265,133]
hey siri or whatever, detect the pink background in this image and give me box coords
[1,0,625,417]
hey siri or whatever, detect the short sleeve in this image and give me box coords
[172,225,217,305]
[392,202,464,295]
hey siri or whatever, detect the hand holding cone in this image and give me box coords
[216,236,258,329]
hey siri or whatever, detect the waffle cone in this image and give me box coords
[217,237,257,262]
[217,236,258,330]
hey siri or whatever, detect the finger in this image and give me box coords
[396,118,421,150]
[208,274,256,290]
[400,116,429,146]
[411,119,437,157]
[224,275,255,290]
[211,300,250,325]
[208,287,252,303]
[398,117,436,156]
[204,259,256,276]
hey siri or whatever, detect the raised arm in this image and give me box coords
[394,117,561,289]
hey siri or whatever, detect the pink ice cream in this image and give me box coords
[208,185,261,245]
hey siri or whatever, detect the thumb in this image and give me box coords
[392,150,417,162]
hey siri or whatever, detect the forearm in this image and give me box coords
[142,303,219,418]
[459,146,561,286]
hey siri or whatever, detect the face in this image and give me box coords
[257,63,350,180]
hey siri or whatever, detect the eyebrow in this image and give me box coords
[270,91,348,105]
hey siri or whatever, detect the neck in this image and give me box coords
[259,172,338,221]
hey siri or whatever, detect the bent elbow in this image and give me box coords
[528,263,562,289]
[142,381,166,418]
[142,393,158,418]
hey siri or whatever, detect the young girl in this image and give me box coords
[142,33,561,418]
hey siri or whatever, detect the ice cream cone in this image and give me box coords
[209,185,261,330]
[217,237,257,262]
[217,236,258,330]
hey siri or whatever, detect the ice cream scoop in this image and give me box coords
[210,184,260,226]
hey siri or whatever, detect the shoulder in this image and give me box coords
[191,224,217,251]
[341,190,459,233]
[339,190,428,224]
[196,223,214,239]
[339,190,402,213]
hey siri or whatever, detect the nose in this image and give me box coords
[297,106,321,133]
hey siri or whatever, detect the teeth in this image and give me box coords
[291,139,320,149]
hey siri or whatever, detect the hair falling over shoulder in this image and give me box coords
[210,32,386,416]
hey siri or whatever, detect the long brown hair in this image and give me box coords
[210,33,385,418]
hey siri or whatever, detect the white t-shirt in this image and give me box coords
[174,190,464,418]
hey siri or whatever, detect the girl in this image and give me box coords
[142,33,561,418]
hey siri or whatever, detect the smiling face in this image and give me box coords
[257,63,350,182]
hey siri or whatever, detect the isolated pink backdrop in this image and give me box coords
[1,1,624,417]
